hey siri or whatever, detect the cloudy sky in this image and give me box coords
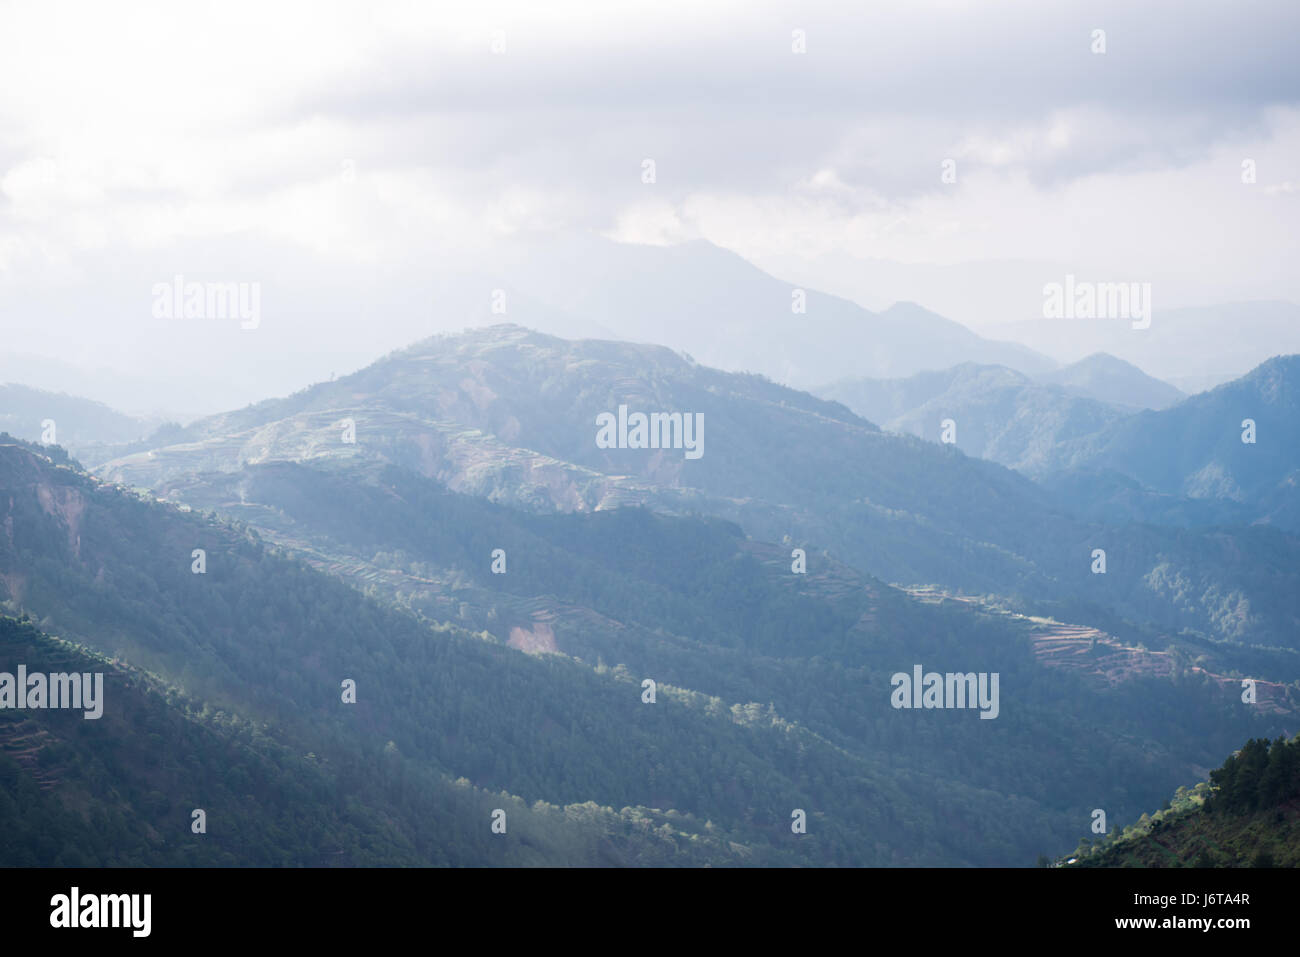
[1,0,1297,413]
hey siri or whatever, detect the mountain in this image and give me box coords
[818,353,1299,538]
[815,354,1183,473]
[490,235,1059,387]
[0,613,753,866]
[0,437,871,866]
[1033,353,1185,411]
[6,423,1297,867]
[744,252,1068,330]
[1068,735,1300,868]
[986,301,1300,386]
[816,363,1128,474]
[0,350,215,423]
[10,323,1300,868]
[0,383,156,454]
[0,238,1060,415]
[91,325,1300,651]
[1043,355,1300,530]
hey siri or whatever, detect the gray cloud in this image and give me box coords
[1,0,1297,414]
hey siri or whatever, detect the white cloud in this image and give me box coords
[0,0,1296,408]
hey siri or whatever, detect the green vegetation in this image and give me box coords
[3,435,1295,865]
[1066,735,1300,867]
[0,613,765,866]
[6,332,1300,867]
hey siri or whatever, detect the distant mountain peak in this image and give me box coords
[1035,352,1184,411]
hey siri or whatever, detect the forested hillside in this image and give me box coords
[1045,355,1300,531]
[4,433,1296,865]
[1,614,759,866]
[1067,735,1300,868]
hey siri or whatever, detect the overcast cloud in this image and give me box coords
[1,0,1297,413]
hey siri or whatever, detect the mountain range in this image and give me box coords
[2,417,1292,866]
[85,325,1300,651]
[986,301,1300,392]
[465,236,1060,390]
[815,354,1179,475]
[5,309,1300,867]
